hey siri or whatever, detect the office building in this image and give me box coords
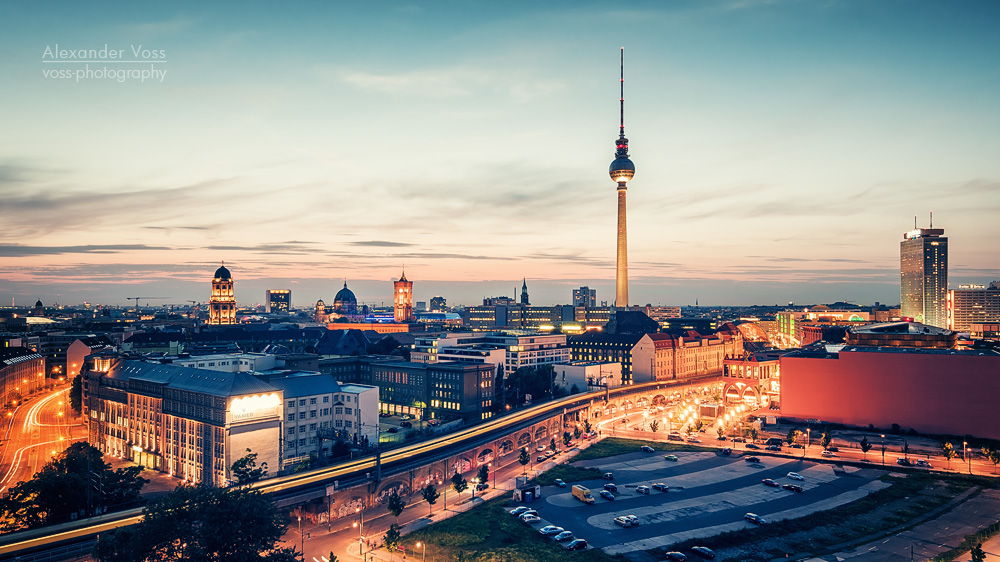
[573,287,596,307]
[949,282,1000,332]
[1,347,45,407]
[371,361,494,421]
[209,262,237,325]
[900,222,948,328]
[265,290,291,314]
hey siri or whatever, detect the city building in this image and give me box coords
[722,350,786,408]
[569,332,644,383]
[949,282,1000,332]
[265,290,291,314]
[900,221,948,328]
[266,373,378,467]
[410,332,571,376]
[520,279,530,306]
[780,345,1000,440]
[162,352,278,372]
[0,347,45,407]
[333,282,359,315]
[209,263,237,325]
[66,335,115,378]
[552,361,622,391]
[845,321,957,349]
[610,48,635,307]
[83,358,282,485]
[429,296,447,312]
[393,269,414,323]
[631,325,744,383]
[970,323,1000,340]
[371,361,494,421]
[573,287,597,308]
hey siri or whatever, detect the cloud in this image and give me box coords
[341,65,564,102]
[0,244,172,257]
[349,241,417,247]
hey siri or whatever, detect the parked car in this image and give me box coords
[603,472,614,480]
[554,478,567,487]
[400,421,412,428]
[476,483,488,491]
[613,516,631,527]
[426,418,441,426]
[897,458,912,466]
[744,513,766,525]
[636,485,651,495]
[722,448,732,456]
[686,436,702,443]
[762,478,779,487]
[640,446,655,453]
[664,454,679,461]
[600,490,615,501]
[521,514,541,524]
[665,552,688,561]
[625,514,639,526]
[732,437,746,443]
[520,509,538,519]
[539,526,564,536]
[790,443,803,449]
[766,445,781,451]
[915,459,933,468]
[745,456,761,463]
[691,546,716,559]
[537,456,546,462]
[787,472,804,481]
[604,483,618,492]
[386,427,399,433]
[668,433,685,441]
[553,531,575,542]
[537,445,547,452]
[510,506,530,516]
[567,539,588,551]
[821,450,838,458]
[826,446,839,452]
[651,482,669,492]
[782,484,804,493]
[745,443,761,450]
[400,414,411,421]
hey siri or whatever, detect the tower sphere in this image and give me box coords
[610,157,635,184]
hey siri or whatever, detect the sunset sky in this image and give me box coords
[1,0,998,308]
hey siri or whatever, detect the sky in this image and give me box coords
[1,0,999,308]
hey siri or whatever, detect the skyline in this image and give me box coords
[2,1,1000,307]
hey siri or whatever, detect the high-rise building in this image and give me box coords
[429,295,447,312]
[949,282,1000,332]
[900,220,948,328]
[393,268,414,323]
[265,289,291,314]
[209,263,236,325]
[573,286,596,307]
[609,48,635,308]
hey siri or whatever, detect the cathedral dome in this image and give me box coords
[214,264,232,280]
[35,299,43,308]
[334,282,358,314]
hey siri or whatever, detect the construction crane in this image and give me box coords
[125,296,169,310]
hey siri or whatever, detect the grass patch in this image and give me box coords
[401,497,628,562]
[932,520,1000,561]
[572,437,716,462]
[532,465,603,486]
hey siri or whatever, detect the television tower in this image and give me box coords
[609,47,635,308]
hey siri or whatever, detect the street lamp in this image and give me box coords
[417,541,426,562]
[881,434,886,466]
[297,515,303,556]
[964,441,970,474]
[806,428,811,456]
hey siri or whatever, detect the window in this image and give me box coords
[298,412,306,420]
[344,407,352,415]
[287,401,294,408]
[335,407,343,415]
[323,396,329,403]
[321,408,329,416]
[309,423,317,431]
[298,439,306,447]
[335,420,343,428]
[310,398,317,405]
[310,410,317,418]
[287,427,295,435]
[299,425,306,433]
[299,399,306,406]
[287,414,294,421]
[345,421,352,428]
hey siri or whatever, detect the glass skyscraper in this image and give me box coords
[900,227,948,328]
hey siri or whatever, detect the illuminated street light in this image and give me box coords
[881,434,886,466]
[417,541,426,562]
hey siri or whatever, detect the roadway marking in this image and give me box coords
[0,437,86,493]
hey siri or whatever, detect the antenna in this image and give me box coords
[930,211,933,228]
[914,215,917,229]
[619,47,625,137]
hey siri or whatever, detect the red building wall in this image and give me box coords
[780,350,1000,440]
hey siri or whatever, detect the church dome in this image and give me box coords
[334,282,358,314]
[35,299,43,307]
[214,264,232,280]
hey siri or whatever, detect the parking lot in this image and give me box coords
[507,449,890,555]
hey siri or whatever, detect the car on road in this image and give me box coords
[827,446,839,452]
[722,448,732,456]
[766,445,781,451]
[896,458,912,466]
[691,546,716,559]
[668,433,685,441]
[790,443,803,449]
[636,485,651,495]
[651,482,668,492]
[745,443,761,450]
[476,483,489,491]
[822,450,838,457]
[520,509,538,519]
[400,421,412,428]
[426,419,441,426]
[640,445,655,453]
[761,478,779,487]
[553,531,575,542]
[665,552,688,561]
[686,436,702,443]
[664,454,679,461]
[510,506,530,516]
[915,460,933,468]
[567,539,588,551]
[625,514,639,526]
[745,456,761,463]
[554,479,567,487]
[537,455,547,462]
[539,525,564,536]
[386,427,399,433]
[787,472,804,481]
[521,514,541,524]
[744,513,767,525]
[782,484,804,493]
[400,414,412,421]
[613,516,632,528]
[600,490,615,501]
[604,483,618,492]
[603,472,614,480]
[537,445,547,452]
[732,437,746,443]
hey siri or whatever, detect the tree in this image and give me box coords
[716,425,725,440]
[583,419,593,434]
[231,448,268,485]
[971,543,986,562]
[386,490,405,523]
[383,524,401,558]
[451,472,468,497]
[518,448,530,475]
[476,464,490,488]
[421,484,440,515]
[573,426,582,440]
[860,436,873,460]
[982,446,1000,474]
[93,483,297,562]
[820,430,833,450]
[549,437,558,451]
[941,441,957,469]
[328,553,339,562]
[746,427,759,443]
[902,439,910,460]
[70,374,83,414]
[650,420,660,433]
[786,428,802,446]
[562,431,572,447]
[569,384,580,395]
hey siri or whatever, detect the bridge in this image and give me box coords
[0,375,722,560]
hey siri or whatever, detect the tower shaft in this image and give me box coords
[616,186,628,307]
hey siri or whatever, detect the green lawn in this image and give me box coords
[571,437,717,462]
[532,465,603,486]
[400,498,627,562]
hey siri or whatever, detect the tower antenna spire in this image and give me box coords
[620,47,625,138]
[930,210,933,228]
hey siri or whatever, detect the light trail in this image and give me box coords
[0,437,86,493]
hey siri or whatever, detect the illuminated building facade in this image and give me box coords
[632,325,744,383]
[209,263,237,325]
[949,282,1000,332]
[393,269,414,323]
[83,358,282,485]
[265,289,291,314]
[0,347,45,407]
[371,361,494,421]
[845,321,957,349]
[573,286,597,307]
[900,224,948,328]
